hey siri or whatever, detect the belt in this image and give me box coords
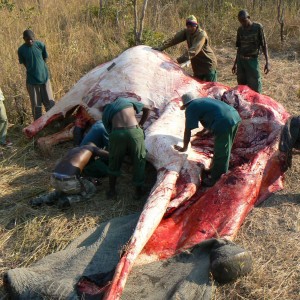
[52,173,78,181]
[239,55,258,60]
[112,125,139,130]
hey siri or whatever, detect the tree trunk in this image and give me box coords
[277,0,285,43]
[133,0,139,45]
[137,0,149,44]
[99,0,103,17]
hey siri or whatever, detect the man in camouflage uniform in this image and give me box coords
[153,15,218,82]
[232,10,270,93]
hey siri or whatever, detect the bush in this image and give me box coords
[126,28,165,47]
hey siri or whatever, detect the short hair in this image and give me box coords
[23,29,35,39]
[238,10,250,19]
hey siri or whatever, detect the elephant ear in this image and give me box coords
[210,239,253,283]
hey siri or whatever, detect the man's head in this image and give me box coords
[180,91,198,110]
[238,10,251,27]
[23,29,35,46]
[186,15,198,34]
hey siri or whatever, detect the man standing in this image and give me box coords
[153,15,218,82]
[102,97,150,198]
[18,29,55,120]
[174,92,241,187]
[232,10,270,93]
[0,88,12,147]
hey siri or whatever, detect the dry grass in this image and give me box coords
[0,0,300,299]
[0,49,299,299]
[0,136,152,298]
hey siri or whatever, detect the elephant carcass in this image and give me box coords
[22,46,289,299]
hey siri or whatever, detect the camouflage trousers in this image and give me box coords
[50,175,96,195]
[30,175,96,208]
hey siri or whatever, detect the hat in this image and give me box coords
[186,15,198,27]
[180,92,198,110]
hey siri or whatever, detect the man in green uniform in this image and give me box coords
[18,30,55,120]
[232,10,270,93]
[174,92,241,187]
[153,15,218,82]
[102,97,150,198]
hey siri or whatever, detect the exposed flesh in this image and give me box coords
[23,46,289,299]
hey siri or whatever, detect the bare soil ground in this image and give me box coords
[0,47,299,299]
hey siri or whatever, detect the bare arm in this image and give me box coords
[232,50,238,74]
[262,44,270,74]
[84,145,109,158]
[139,105,151,127]
[260,25,270,74]
[93,147,109,158]
[232,30,240,74]
[174,127,191,152]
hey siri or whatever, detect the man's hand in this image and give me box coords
[152,47,163,51]
[176,53,189,65]
[139,123,146,139]
[264,62,270,74]
[139,105,151,132]
[232,63,237,74]
[174,145,187,152]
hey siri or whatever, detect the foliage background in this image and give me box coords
[0,0,299,124]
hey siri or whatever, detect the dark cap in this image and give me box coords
[238,10,250,19]
[23,29,35,39]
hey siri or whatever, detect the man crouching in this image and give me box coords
[31,143,109,208]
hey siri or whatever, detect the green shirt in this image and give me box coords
[102,97,144,133]
[185,98,241,135]
[236,22,266,57]
[18,40,49,85]
[161,27,217,75]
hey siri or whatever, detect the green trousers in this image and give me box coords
[83,158,109,178]
[237,57,262,93]
[108,127,146,187]
[210,122,240,182]
[0,101,8,145]
[196,70,218,82]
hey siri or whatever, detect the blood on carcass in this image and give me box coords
[23,46,289,299]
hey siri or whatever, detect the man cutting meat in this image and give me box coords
[102,97,150,198]
[174,92,241,187]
